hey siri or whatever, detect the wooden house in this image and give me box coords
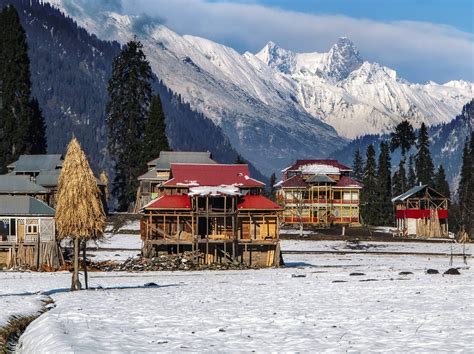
[0,195,62,269]
[392,185,449,238]
[5,154,106,208]
[7,154,63,206]
[135,151,217,212]
[140,163,283,267]
[276,160,363,226]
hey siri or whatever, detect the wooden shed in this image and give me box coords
[392,185,449,238]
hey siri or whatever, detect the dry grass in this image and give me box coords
[55,137,106,241]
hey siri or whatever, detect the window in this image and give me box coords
[26,224,38,234]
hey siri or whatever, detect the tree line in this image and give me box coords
[353,120,451,227]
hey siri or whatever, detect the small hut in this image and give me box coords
[392,185,449,238]
[0,195,62,269]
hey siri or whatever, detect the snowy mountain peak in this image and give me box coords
[323,37,363,81]
[255,41,296,74]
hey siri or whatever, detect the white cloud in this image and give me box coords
[117,0,473,83]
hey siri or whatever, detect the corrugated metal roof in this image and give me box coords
[279,175,308,188]
[147,151,216,170]
[35,169,61,187]
[0,195,55,215]
[8,154,63,172]
[237,195,283,210]
[164,164,265,188]
[143,195,191,210]
[306,174,336,184]
[334,176,363,189]
[0,175,49,194]
[391,185,427,202]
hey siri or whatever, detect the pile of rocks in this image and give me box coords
[92,252,254,271]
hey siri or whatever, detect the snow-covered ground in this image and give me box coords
[280,239,470,255]
[0,244,471,352]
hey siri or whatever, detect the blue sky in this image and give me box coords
[86,0,474,83]
[221,0,473,34]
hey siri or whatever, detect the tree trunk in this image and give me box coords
[299,222,304,237]
[82,240,88,289]
[71,238,82,291]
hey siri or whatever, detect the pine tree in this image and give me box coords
[458,133,473,236]
[433,165,450,198]
[352,149,364,181]
[390,120,416,156]
[29,98,47,154]
[376,142,392,225]
[268,172,277,201]
[106,40,153,211]
[415,123,434,186]
[407,154,416,189]
[392,159,407,197]
[142,94,170,165]
[360,144,378,225]
[0,5,40,171]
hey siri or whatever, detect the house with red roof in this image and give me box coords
[140,163,283,267]
[276,160,363,226]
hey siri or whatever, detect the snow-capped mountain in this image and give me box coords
[47,0,345,176]
[255,39,473,139]
[47,0,473,176]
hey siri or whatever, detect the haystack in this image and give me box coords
[55,137,106,290]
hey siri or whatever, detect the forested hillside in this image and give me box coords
[333,100,474,196]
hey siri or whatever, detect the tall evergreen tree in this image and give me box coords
[415,122,434,186]
[352,149,364,181]
[458,133,473,236]
[392,159,407,197]
[106,40,153,211]
[142,94,170,165]
[29,98,47,154]
[390,120,416,156]
[360,144,378,225]
[0,5,46,171]
[376,142,392,225]
[407,154,416,189]
[433,165,450,198]
[268,172,277,201]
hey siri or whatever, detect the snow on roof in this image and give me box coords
[164,164,265,188]
[300,164,340,175]
[188,186,240,196]
[284,159,352,174]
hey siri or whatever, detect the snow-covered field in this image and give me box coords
[0,241,472,352]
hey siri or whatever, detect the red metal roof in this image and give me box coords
[163,164,265,188]
[279,174,308,188]
[285,159,352,172]
[334,176,363,189]
[144,195,191,210]
[237,195,283,210]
